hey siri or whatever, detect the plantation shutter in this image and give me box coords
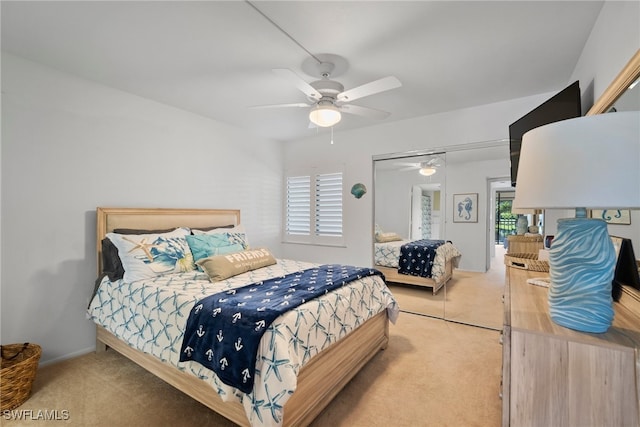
[286,175,311,235]
[315,172,343,237]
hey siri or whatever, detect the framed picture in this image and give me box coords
[590,209,631,225]
[453,193,478,223]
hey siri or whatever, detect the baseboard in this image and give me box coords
[39,346,96,367]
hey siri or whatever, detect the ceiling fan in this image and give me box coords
[397,157,443,176]
[252,54,402,128]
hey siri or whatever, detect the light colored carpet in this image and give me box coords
[2,315,502,426]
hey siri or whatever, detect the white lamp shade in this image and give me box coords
[513,111,640,210]
[309,105,341,127]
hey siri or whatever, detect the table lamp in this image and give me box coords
[513,111,640,333]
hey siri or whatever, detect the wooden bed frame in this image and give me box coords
[376,259,454,295]
[94,207,390,426]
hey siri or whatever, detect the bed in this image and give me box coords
[88,207,398,427]
[374,237,461,295]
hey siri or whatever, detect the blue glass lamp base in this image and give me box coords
[548,218,615,333]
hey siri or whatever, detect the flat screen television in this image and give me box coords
[509,80,581,186]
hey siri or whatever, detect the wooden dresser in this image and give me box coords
[502,265,640,427]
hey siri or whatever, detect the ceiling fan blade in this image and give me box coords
[399,166,419,172]
[273,68,322,101]
[336,76,401,103]
[249,102,311,109]
[339,104,391,120]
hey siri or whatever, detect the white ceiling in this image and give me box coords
[1,1,604,142]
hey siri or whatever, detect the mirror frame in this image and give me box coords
[587,49,640,115]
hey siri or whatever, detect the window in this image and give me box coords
[315,172,343,237]
[285,170,343,245]
[286,175,311,236]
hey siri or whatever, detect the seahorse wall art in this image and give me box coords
[457,197,473,220]
[454,194,477,222]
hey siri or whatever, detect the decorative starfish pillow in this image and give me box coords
[106,227,194,282]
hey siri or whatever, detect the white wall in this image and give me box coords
[546,1,640,251]
[374,169,413,238]
[570,1,640,113]
[375,168,445,239]
[0,53,284,363]
[282,94,551,271]
[445,157,509,271]
[282,2,639,271]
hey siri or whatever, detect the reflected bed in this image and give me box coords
[375,239,461,294]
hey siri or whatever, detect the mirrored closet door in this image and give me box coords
[374,153,446,319]
[373,141,509,330]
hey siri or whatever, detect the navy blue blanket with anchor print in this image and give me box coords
[398,239,446,278]
[179,264,384,393]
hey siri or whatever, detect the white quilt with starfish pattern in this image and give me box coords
[88,259,398,427]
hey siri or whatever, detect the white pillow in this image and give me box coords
[106,227,194,282]
[376,232,403,243]
[192,224,250,249]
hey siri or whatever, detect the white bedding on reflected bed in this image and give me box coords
[374,240,462,281]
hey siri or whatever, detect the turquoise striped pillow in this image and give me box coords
[185,234,243,265]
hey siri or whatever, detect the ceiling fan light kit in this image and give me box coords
[246,0,402,131]
[419,166,437,176]
[260,53,401,129]
[395,156,443,174]
[309,104,342,127]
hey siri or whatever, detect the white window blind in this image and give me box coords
[315,172,343,237]
[284,170,343,244]
[286,175,311,235]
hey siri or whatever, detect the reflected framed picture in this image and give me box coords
[590,209,631,225]
[453,193,478,223]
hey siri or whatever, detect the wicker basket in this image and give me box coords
[1,343,42,411]
[504,252,550,272]
[507,235,543,242]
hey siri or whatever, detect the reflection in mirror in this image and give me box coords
[411,184,442,240]
[587,49,640,306]
[374,154,446,319]
[374,141,509,330]
[610,60,640,306]
[609,74,640,112]
[443,175,510,331]
[439,146,508,331]
[588,49,640,115]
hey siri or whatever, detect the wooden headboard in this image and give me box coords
[96,207,241,275]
